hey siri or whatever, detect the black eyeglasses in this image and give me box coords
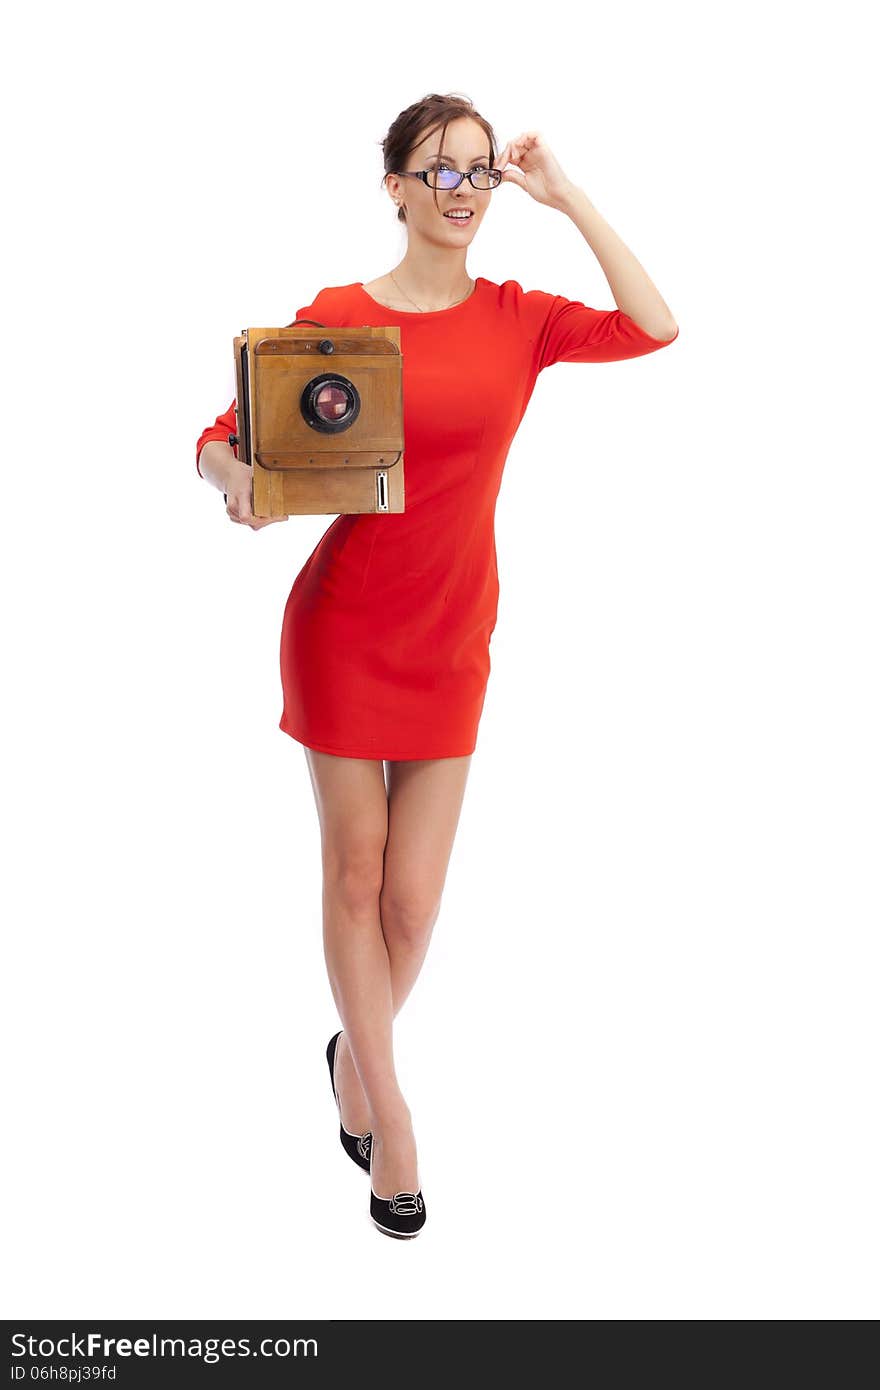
[396,165,503,192]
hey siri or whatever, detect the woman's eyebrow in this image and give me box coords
[425,154,489,164]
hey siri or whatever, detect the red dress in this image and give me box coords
[196,278,678,760]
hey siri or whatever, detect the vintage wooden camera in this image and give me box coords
[228,322,405,517]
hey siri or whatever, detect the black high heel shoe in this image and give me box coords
[369,1130,427,1239]
[326,1031,372,1173]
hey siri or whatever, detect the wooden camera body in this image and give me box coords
[231,323,405,517]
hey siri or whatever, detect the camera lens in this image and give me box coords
[315,383,349,422]
[301,373,361,434]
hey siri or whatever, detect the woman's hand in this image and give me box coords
[496,131,577,211]
[224,459,289,530]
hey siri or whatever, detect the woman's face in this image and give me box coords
[391,116,495,245]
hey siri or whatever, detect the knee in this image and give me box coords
[323,843,385,918]
[380,880,442,948]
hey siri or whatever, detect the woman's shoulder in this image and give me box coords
[476,278,561,330]
[290,283,363,322]
[477,276,557,310]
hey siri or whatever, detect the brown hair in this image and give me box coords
[379,92,497,224]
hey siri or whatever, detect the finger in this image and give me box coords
[510,133,539,164]
[502,165,528,188]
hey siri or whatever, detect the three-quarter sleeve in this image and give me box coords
[195,398,237,478]
[195,291,327,477]
[528,289,678,372]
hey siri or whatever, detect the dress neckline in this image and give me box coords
[355,277,485,318]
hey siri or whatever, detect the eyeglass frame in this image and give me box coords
[393,167,503,192]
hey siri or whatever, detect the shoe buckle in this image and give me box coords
[389,1192,422,1215]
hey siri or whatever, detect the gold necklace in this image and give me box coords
[388,269,474,312]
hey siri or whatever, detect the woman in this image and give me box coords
[195,92,678,1240]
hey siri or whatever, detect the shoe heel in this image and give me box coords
[326,1031,372,1174]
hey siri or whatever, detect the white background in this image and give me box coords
[3,0,877,1321]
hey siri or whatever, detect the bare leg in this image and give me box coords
[378,754,472,1010]
[305,748,472,1197]
[304,748,402,1131]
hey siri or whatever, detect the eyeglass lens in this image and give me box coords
[429,167,501,191]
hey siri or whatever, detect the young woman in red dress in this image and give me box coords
[196,93,678,1239]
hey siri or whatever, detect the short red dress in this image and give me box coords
[196,278,678,760]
